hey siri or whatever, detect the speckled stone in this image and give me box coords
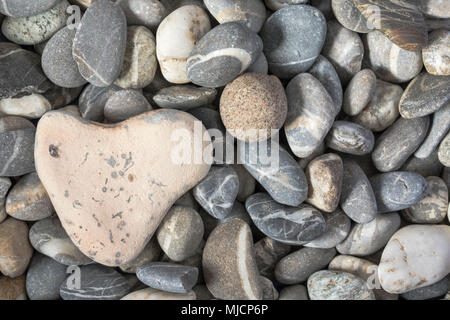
[401,276,449,300]
[275,247,336,284]
[119,238,161,273]
[193,166,239,220]
[26,253,67,300]
[204,0,266,33]
[284,73,335,158]
[203,218,262,300]
[247,53,268,74]
[238,142,308,207]
[117,0,167,31]
[29,215,92,265]
[438,131,450,166]
[73,0,127,87]
[157,5,211,84]
[352,80,402,132]
[121,287,196,300]
[326,121,375,156]
[60,264,130,300]
[336,212,401,256]
[402,176,448,224]
[378,225,450,294]
[1,0,68,45]
[370,172,427,213]
[261,5,327,79]
[254,237,290,280]
[115,26,157,89]
[340,158,377,223]
[220,73,287,142]
[0,275,26,300]
[0,218,33,277]
[343,69,376,116]
[372,116,429,172]
[331,0,371,33]
[264,0,309,11]
[278,285,308,300]
[402,150,443,177]
[153,85,217,110]
[0,128,36,177]
[322,20,364,85]
[362,31,423,83]
[423,29,450,76]
[78,84,121,121]
[187,22,263,87]
[0,0,61,17]
[305,153,343,213]
[399,73,450,119]
[354,0,427,51]
[104,89,152,123]
[304,209,351,249]
[246,192,326,245]
[232,164,256,202]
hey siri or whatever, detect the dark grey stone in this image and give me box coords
[326,121,375,156]
[401,150,443,177]
[372,116,430,172]
[401,276,448,300]
[153,85,217,110]
[261,5,327,79]
[136,262,198,293]
[0,116,34,134]
[104,89,152,123]
[370,172,427,213]
[42,84,82,109]
[0,0,60,17]
[310,0,333,20]
[186,22,263,88]
[78,83,121,121]
[0,128,35,176]
[254,237,291,280]
[118,0,167,31]
[73,0,127,87]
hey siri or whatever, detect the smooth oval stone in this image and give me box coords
[5,172,53,221]
[156,205,204,262]
[115,26,157,89]
[0,0,61,17]
[156,5,211,84]
[415,104,450,159]
[0,275,26,300]
[187,22,263,88]
[247,52,268,74]
[73,0,127,87]
[203,218,262,300]
[104,89,152,123]
[153,85,217,110]
[193,166,239,220]
[326,121,375,156]
[308,270,375,300]
[378,225,450,294]
[232,164,256,202]
[26,253,67,300]
[261,5,327,79]
[363,31,423,83]
[0,43,51,99]
[401,277,449,300]
[121,287,196,300]
[372,116,430,172]
[204,0,266,33]
[402,150,443,177]
[78,84,121,121]
[60,264,130,300]
[264,0,309,11]
[0,93,51,119]
[422,29,449,76]
[284,73,335,158]
[1,0,68,45]
[304,209,351,249]
[119,238,161,273]
[117,0,167,31]
[402,176,448,224]
[331,0,371,33]
[34,109,211,266]
[340,158,377,223]
[308,55,343,114]
[336,212,401,256]
[41,26,87,88]
[278,285,309,300]
[238,142,308,207]
[254,237,291,280]
[29,215,92,265]
[246,192,326,245]
[438,131,450,166]
[354,0,427,51]
[322,20,364,85]
[329,255,398,300]
[136,262,198,293]
[352,80,402,132]
[343,69,377,116]
[0,128,36,177]
[306,153,343,213]
[370,172,427,213]
[399,73,450,119]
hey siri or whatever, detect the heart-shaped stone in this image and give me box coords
[34,109,211,266]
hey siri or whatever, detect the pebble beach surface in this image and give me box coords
[0,0,449,301]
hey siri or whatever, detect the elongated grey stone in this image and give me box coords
[372,116,430,172]
[343,69,377,116]
[370,171,427,213]
[326,121,374,156]
[254,237,291,280]
[0,0,61,17]
[78,84,121,121]
[246,192,326,245]
[0,128,35,176]
[152,85,217,110]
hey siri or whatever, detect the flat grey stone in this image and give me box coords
[254,237,291,280]
[118,0,167,31]
[343,69,377,116]
[401,276,449,300]
[78,83,121,121]
[326,120,375,156]
[153,85,217,110]
[331,0,371,33]
[0,128,35,176]
[104,89,152,123]
[0,0,61,17]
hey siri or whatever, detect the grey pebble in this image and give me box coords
[260,276,278,300]
[104,89,152,123]
[0,128,36,177]
[0,0,61,18]
[78,83,121,121]
[443,167,450,191]
[438,131,450,166]
[278,285,308,300]
[43,84,82,109]
[153,85,217,110]
[232,164,256,202]
[297,142,326,170]
[254,236,291,280]
[219,200,252,226]
[193,285,215,300]
[0,177,11,223]
[117,0,167,31]
[326,120,375,156]
[401,276,449,300]
[331,0,371,33]
[247,53,268,74]
[264,0,309,11]
[119,238,161,273]
[0,116,35,133]
[402,150,443,178]
[343,69,377,116]
[310,0,333,20]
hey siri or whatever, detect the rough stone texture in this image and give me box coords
[401,276,449,300]
[121,287,196,300]
[343,69,377,116]
[0,275,26,300]
[438,131,450,166]
[331,0,371,33]
[326,121,375,156]
[78,84,121,122]
[104,89,152,123]
[119,238,161,273]
[153,85,217,110]
[0,0,61,17]
[278,285,309,300]
[203,218,262,300]
[261,5,327,79]
[0,128,36,177]
[422,29,450,76]
[34,109,211,266]
[254,237,290,280]
[117,0,167,31]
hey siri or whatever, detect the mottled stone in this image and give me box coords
[378,225,450,294]
[401,276,449,300]
[423,29,450,76]
[73,0,127,87]
[284,73,335,158]
[278,285,308,300]
[261,5,327,79]
[275,247,337,284]
[331,0,371,33]
[254,237,291,280]
[117,0,167,31]
[121,287,196,300]
[78,84,121,121]
[104,89,152,123]
[232,164,256,202]
[43,85,82,109]
[326,121,375,156]
[203,218,262,300]
[343,69,377,116]
[0,0,61,17]
[0,275,26,300]
[153,85,217,110]
[438,131,450,166]
[336,213,401,256]
[0,128,36,177]
[402,150,443,177]
[119,238,161,273]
